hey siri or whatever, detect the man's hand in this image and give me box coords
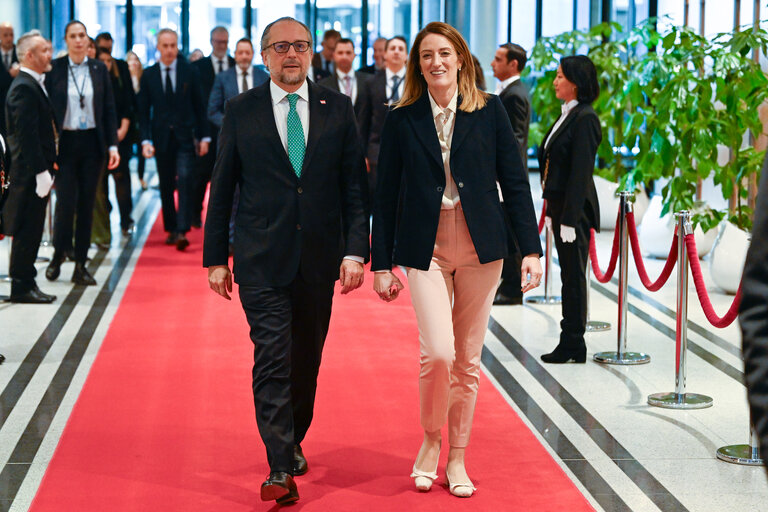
[373,271,404,302]
[208,265,233,300]
[198,140,209,157]
[9,63,19,78]
[142,143,155,159]
[107,149,120,170]
[520,254,543,293]
[339,259,364,294]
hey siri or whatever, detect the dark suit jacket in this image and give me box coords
[366,70,391,164]
[138,57,209,152]
[358,64,378,75]
[741,153,768,463]
[539,103,601,231]
[1,71,58,235]
[311,66,331,84]
[371,93,542,271]
[0,46,19,135]
[207,66,270,128]
[109,59,135,128]
[45,56,118,153]
[318,71,372,149]
[498,79,530,170]
[203,79,370,287]
[193,55,236,101]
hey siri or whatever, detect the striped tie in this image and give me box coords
[286,93,305,177]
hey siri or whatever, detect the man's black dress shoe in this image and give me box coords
[0,354,5,364]
[45,253,65,281]
[10,287,56,304]
[176,234,190,251]
[292,445,308,476]
[261,471,298,504]
[72,263,97,286]
[541,344,587,364]
[493,290,523,305]
[165,233,178,245]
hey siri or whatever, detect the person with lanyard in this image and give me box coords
[44,20,119,287]
[539,55,602,364]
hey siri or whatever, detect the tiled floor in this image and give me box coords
[1,169,766,512]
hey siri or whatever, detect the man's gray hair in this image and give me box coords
[16,30,44,61]
[260,17,313,52]
[157,28,178,40]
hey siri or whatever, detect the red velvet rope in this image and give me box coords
[538,200,547,235]
[589,211,621,283]
[625,212,678,292]
[684,234,742,328]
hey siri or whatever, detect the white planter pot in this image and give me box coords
[708,221,749,295]
[637,195,718,259]
[594,175,650,230]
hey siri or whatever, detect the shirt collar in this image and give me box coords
[68,56,88,68]
[386,67,406,81]
[336,69,354,81]
[237,65,252,77]
[561,99,579,116]
[427,88,458,119]
[497,74,520,92]
[270,79,309,106]
[20,66,44,85]
[160,58,177,72]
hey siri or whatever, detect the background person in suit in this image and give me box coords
[204,17,369,505]
[741,153,768,470]
[44,20,119,287]
[359,36,386,75]
[371,21,542,498]
[1,31,57,303]
[318,38,372,149]
[366,36,407,203]
[0,22,20,138]
[191,26,234,229]
[539,55,602,364]
[126,50,147,189]
[139,28,209,251]
[312,29,340,75]
[490,42,530,305]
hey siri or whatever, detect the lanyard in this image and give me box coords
[67,60,88,109]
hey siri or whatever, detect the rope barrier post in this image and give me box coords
[526,222,562,305]
[648,211,712,409]
[594,191,650,365]
[717,423,764,466]
[36,195,53,263]
[586,254,610,332]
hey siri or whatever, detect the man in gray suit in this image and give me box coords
[491,42,530,305]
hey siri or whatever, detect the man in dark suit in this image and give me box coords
[139,28,209,250]
[741,153,768,469]
[366,36,407,204]
[204,17,369,505]
[358,36,386,75]
[0,22,20,137]
[191,26,235,228]
[1,31,57,303]
[318,38,371,148]
[491,42,530,305]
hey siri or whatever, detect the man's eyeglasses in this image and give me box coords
[268,41,311,54]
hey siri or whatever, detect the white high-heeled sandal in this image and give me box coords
[446,473,476,498]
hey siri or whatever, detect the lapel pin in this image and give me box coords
[319,100,326,105]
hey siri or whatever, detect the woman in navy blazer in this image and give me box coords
[538,55,602,364]
[371,22,542,497]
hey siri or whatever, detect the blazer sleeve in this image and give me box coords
[492,96,542,257]
[6,83,49,180]
[356,77,372,156]
[100,65,119,148]
[501,91,528,155]
[207,73,226,128]
[338,97,370,261]
[741,153,768,456]
[189,66,209,139]
[561,110,601,228]
[370,107,404,271]
[137,73,151,143]
[203,101,240,267]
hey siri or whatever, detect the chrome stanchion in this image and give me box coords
[717,425,764,466]
[526,223,562,305]
[36,193,53,263]
[586,254,610,332]
[648,211,712,408]
[1,238,11,283]
[594,192,650,364]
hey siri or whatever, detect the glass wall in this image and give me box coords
[541,0,573,37]
[509,0,536,52]
[250,1,306,64]
[132,0,182,65]
[369,0,417,65]
[315,0,362,66]
[75,0,128,57]
[188,0,247,58]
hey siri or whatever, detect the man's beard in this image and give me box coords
[276,68,306,85]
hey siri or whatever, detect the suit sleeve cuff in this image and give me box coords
[343,255,364,264]
[201,137,212,143]
[141,140,152,146]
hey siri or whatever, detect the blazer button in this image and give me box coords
[458,182,464,188]
[437,186,443,192]
[296,224,302,231]
[297,187,303,194]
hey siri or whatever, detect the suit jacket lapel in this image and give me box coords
[406,93,443,172]
[301,80,328,177]
[253,83,295,174]
[545,103,582,152]
[450,96,478,156]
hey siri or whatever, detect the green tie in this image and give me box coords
[286,93,305,177]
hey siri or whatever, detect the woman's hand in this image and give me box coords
[521,255,543,293]
[374,271,404,302]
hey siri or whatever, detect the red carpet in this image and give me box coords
[29,213,594,511]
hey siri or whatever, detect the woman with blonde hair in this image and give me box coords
[371,22,543,497]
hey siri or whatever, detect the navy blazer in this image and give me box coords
[137,57,209,152]
[207,66,270,128]
[203,79,370,287]
[498,79,530,171]
[538,103,601,231]
[45,56,118,153]
[371,93,542,271]
[318,71,372,152]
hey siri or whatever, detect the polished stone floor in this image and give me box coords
[0,169,765,512]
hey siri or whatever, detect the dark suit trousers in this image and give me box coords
[9,193,48,292]
[550,203,590,349]
[155,134,194,234]
[112,138,134,229]
[192,133,217,224]
[54,130,104,262]
[498,202,523,298]
[239,272,335,473]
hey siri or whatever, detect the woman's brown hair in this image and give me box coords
[396,21,488,113]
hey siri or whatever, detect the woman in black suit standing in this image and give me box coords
[371,22,542,497]
[539,55,602,364]
[44,20,119,286]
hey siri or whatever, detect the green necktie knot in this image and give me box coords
[287,93,299,109]
[285,93,305,177]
